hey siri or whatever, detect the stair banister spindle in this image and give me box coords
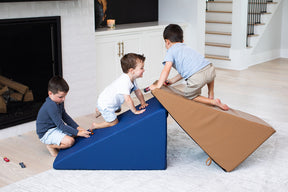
[257,0,260,24]
[253,0,255,23]
[256,0,259,24]
[262,0,266,13]
[257,0,259,23]
[253,0,255,24]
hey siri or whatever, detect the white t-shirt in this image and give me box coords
[97,73,138,112]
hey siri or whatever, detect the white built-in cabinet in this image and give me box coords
[94,22,168,94]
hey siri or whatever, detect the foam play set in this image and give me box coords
[53,97,168,170]
[152,86,276,172]
[53,86,275,172]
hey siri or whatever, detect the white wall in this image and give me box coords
[252,5,282,54]
[0,0,97,137]
[159,0,206,54]
[229,0,249,70]
[231,0,248,49]
[281,0,288,57]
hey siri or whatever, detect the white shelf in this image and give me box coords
[95,21,187,36]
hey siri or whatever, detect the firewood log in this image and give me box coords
[0,96,7,113]
[0,75,28,94]
[24,90,34,102]
[0,86,9,96]
[10,92,23,101]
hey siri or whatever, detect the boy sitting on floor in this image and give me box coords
[36,76,90,157]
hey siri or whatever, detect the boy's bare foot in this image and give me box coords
[214,98,229,111]
[46,145,59,157]
[95,108,101,118]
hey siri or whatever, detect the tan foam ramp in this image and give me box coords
[152,87,276,172]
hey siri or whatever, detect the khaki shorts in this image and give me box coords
[183,63,216,99]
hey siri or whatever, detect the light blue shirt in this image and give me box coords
[163,43,210,79]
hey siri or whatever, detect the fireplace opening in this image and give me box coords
[0,16,62,129]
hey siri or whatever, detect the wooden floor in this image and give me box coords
[0,58,287,187]
[214,58,288,122]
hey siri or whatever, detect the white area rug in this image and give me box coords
[1,120,287,192]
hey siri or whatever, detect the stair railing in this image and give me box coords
[246,0,273,47]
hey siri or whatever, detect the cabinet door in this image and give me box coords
[95,33,142,94]
[120,34,142,55]
[138,30,166,88]
[114,34,142,77]
[95,36,119,94]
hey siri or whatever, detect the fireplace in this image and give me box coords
[0,16,62,129]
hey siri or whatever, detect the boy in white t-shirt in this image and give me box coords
[91,53,148,130]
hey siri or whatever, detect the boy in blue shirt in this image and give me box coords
[149,24,229,110]
[36,76,90,156]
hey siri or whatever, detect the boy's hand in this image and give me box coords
[164,80,171,86]
[134,108,146,115]
[139,103,148,109]
[77,129,90,138]
[77,126,86,131]
[149,84,158,91]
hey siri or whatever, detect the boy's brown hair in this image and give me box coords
[48,76,69,94]
[163,24,184,43]
[121,53,145,73]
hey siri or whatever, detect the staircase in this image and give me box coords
[205,0,233,65]
[246,0,278,48]
[205,0,281,69]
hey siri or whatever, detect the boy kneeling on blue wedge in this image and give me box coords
[90,53,148,130]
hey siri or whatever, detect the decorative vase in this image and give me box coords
[95,1,105,28]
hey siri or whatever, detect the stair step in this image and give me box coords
[205,45,230,56]
[206,20,232,24]
[248,34,259,37]
[206,1,233,12]
[205,54,231,61]
[207,1,232,3]
[205,42,231,48]
[206,10,232,13]
[206,33,231,44]
[248,12,272,14]
[206,12,232,22]
[249,2,277,4]
[206,31,232,36]
[206,23,232,33]
[248,23,265,25]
